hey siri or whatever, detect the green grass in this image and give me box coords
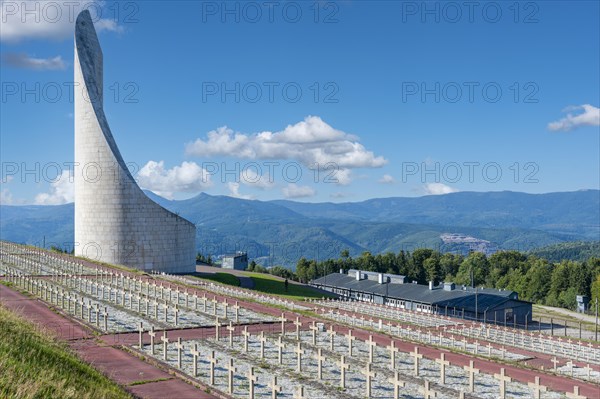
[189,272,241,287]
[0,304,131,399]
[241,272,336,300]
[532,304,597,331]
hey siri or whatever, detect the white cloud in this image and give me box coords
[548,104,600,132]
[2,53,66,70]
[0,188,13,204]
[34,170,74,205]
[186,116,387,183]
[93,18,124,33]
[282,183,316,199]
[334,168,352,186]
[227,182,253,199]
[239,168,275,190]
[0,1,124,42]
[423,183,458,195]
[137,161,212,200]
[378,174,395,184]
[330,192,351,199]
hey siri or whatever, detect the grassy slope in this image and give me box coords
[191,272,241,287]
[241,272,335,300]
[0,304,131,399]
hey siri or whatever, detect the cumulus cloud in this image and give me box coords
[548,104,600,132]
[34,170,74,205]
[2,52,66,70]
[227,182,253,199]
[334,168,352,186]
[186,116,386,187]
[93,18,124,33]
[239,168,275,190]
[0,188,13,204]
[282,183,316,199]
[0,0,124,42]
[378,174,395,184]
[136,161,212,200]
[330,192,351,199]
[423,183,458,195]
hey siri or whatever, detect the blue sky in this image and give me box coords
[1,0,599,204]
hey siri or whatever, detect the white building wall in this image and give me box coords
[73,11,196,273]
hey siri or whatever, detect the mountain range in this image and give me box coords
[1,190,598,268]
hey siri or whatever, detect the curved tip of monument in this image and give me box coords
[75,9,100,50]
[76,9,93,27]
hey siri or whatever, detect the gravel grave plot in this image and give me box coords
[556,364,600,384]
[288,330,566,399]
[5,273,151,333]
[457,326,600,365]
[168,293,279,325]
[0,245,97,276]
[139,328,568,399]
[0,259,94,277]
[313,299,458,327]
[157,272,312,311]
[320,311,530,362]
[3,264,277,333]
[5,272,222,333]
[141,337,351,399]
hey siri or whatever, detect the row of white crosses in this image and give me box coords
[458,324,600,365]
[61,270,252,327]
[7,272,112,331]
[134,287,595,399]
[318,307,527,363]
[318,297,600,367]
[231,316,474,398]
[155,271,312,312]
[0,243,89,276]
[90,272,250,324]
[142,324,309,399]
[141,320,448,399]
[321,304,600,384]
[287,318,590,399]
[312,297,456,327]
[3,255,275,335]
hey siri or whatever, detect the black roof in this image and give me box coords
[312,273,526,312]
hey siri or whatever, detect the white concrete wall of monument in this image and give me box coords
[73,10,195,273]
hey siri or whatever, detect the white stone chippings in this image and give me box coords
[141,329,567,399]
[73,10,196,274]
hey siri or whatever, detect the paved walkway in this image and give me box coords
[0,284,217,399]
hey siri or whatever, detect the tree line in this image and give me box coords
[293,249,600,312]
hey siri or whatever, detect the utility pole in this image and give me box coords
[475,287,478,322]
[596,298,598,342]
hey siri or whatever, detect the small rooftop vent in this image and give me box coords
[443,282,455,291]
